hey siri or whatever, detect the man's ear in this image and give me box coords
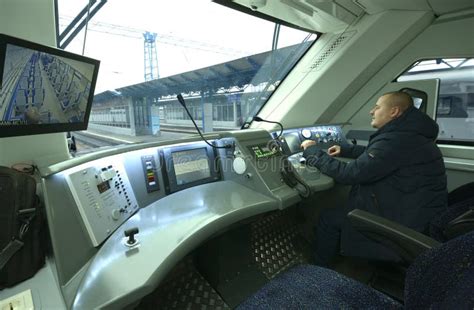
[391,106,402,118]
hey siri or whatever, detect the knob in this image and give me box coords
[124,227,139,246]
[111,209,121,220]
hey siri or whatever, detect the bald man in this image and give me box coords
[24,106,41,124]
[301,91,447,266]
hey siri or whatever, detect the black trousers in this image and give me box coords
[313,207,347,267]
[314,207,403,265]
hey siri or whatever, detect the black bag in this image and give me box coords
[0,166,45,289]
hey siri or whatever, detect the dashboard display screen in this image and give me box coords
[161,142,220,194]
[172,148,211,185]
[248,144,279,160]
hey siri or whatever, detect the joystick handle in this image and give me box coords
[124,227,139,245]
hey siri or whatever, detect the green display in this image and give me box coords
[249,144,277,159]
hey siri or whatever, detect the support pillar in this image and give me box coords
[127,96,137,136]
[150,103,161,136]
[201,90,213,133]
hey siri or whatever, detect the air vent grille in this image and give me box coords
[309,31,356,71]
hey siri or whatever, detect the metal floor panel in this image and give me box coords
[138,259,230,310]
[139,208,313,309]
[251,209,311,279]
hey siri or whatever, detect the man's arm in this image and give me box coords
[301,141,365,159]
[302,143,398,185]
[340,144,366,159]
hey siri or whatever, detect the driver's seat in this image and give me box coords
[237,230,474,309]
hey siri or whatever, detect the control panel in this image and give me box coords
[305,126,344,144]
[66,162,139,246]
[279,125,348,155]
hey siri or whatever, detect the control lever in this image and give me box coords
[280,156,312,198]
[124,227,139,247]
[299,157,306,164]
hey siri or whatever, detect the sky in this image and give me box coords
[59,0,313,93]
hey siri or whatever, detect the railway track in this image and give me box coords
[72,132,126,151]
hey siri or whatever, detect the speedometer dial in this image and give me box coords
[301,129,312,139]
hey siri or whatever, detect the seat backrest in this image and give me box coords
[448,181,474,206]
[430,182,474,242]
[404,231,474,309]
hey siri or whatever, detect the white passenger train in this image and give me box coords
[0,0,473,309]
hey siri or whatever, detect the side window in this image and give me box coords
[398,58,474,145]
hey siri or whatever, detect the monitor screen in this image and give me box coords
[160,142,220,194]
[0,34,100,137]
[172,148,211,185]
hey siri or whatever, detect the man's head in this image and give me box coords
[24,106,41,124]
[370,91,414,128]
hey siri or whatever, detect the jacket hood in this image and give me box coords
[375,106,439,140]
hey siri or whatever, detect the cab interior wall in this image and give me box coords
[256,10,434,129]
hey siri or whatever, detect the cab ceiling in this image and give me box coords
[356,0,474,15]
[227,0,474,32]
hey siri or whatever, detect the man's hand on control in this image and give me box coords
[328,145,341,157]
[301,140,341,157]
[300,140,316,150]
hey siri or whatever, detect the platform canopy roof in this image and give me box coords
[93,43,310,103]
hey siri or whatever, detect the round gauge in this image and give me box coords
[301,129,312,139]
[232,157,247,175]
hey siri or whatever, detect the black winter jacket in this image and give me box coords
[303,107,447,260]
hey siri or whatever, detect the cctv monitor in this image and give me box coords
[0,33,100,137]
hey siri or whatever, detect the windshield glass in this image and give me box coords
[58,0,317,155]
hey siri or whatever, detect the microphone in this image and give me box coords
[176,94,231,149]
[176,93,186,107]
[252,116,284,139]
